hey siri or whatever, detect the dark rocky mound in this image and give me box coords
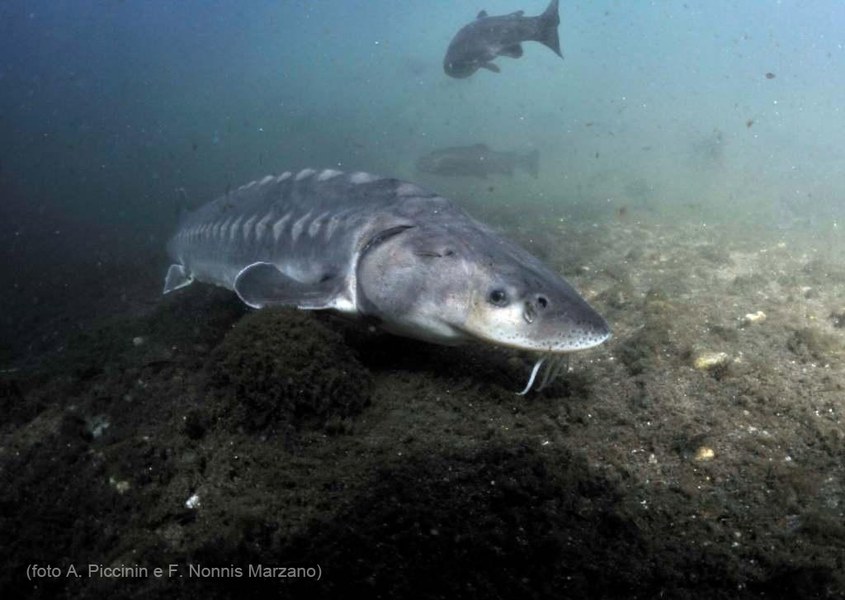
[210,308,372,432]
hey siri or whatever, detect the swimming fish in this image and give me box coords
[163,168,610,393]
[416,144,539,179]
[443,0,562,78]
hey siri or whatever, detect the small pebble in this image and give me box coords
[132,336,145,347]
[109,476,131,494]
[694,446,715,461]
[742,310,767,326]
[87,415,110,439]
[693,352,730,371]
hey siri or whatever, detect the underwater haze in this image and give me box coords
[2,1,845,599]
[2,1,844,231]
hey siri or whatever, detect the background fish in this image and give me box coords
[416,144,540,179]
[443,0,562,78]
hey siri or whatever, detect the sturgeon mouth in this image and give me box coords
[514,325,612,395]
[456,320,610,395]
[517,352,570,396]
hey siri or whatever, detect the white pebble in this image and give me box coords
[742,311,767,326]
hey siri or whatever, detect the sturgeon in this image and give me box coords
[163,168,610,393]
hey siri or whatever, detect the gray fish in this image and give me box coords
[163,168,610,393]
[416,144,539,179]
[444,0,562,78]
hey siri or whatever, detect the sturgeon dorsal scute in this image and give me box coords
[166,169,439,310]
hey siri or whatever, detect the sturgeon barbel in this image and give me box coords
[163,168,610,393]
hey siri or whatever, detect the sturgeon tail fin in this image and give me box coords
[163,264,193,294]
[537,0,562,58]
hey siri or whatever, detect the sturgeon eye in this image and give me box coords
[488,289,508,307]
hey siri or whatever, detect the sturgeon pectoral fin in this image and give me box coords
[233,262,341,310]
[163,264,194,294]
[480,62,501,73]
[500,43,523,58]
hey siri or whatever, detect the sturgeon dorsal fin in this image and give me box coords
[477,10,488,19]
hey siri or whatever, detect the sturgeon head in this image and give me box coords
[355,216,611,393]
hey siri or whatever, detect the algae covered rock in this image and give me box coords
[210,308,371,431]
[785,327,842,363]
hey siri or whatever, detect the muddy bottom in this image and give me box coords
[1,213,843,599]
